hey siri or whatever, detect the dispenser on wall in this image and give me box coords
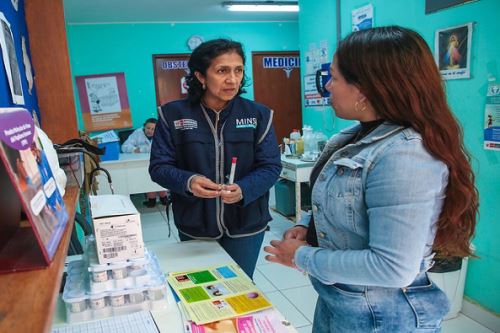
[315,62,331,97]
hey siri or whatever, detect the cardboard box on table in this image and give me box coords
[89,194,144,264]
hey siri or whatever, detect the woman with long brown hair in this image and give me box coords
[265,26,478,332]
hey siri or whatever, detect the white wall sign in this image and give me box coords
[352,4,374,32]
[161,60,188,70]
[263,56,300,69]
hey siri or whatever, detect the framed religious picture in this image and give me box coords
[75,72,132,132]
[434,23,473,80]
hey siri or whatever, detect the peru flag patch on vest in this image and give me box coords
[174,119,197,130]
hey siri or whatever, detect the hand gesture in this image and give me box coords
[220,183,243,204]
[283,226,308,241]
[264,239,307,268]
[190,176,222,198]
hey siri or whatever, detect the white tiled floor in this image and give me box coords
[132,194,495,333]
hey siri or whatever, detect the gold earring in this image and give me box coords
[355,100,367,112]
[202,83,206,90]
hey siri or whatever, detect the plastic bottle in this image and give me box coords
[290,129,301,141]
[290,129,301,157]
[314,131,328,152]
[295,137,304,156]
[302,126,315,154]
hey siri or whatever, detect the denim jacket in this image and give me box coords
[295,122,449,288]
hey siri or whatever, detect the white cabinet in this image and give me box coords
[279,156,314,221]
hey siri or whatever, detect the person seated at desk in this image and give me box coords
[122,118,169,207]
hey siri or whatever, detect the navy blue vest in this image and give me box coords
[160,97,276,238]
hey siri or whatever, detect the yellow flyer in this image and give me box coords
[167,263,272,325]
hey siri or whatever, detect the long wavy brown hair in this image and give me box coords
[336,26,478,257]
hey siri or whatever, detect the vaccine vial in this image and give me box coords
[92,270,108,282]
[111,267,127,280]
[128,291,145,303]
[68,299,87,313]
[110,295,125,307]
[90,297,106,310]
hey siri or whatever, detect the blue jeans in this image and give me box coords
[310,272,450,333]
[178,231,265,279]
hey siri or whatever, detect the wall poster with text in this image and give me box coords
[75,72,132,132]
[352,4,374,32]
[435,23,473,80]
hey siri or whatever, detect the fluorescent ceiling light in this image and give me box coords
[222,1,299,12]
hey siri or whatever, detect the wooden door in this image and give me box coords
[252,51,302,144]
[153,54,191,106]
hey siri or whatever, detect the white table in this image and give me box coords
[52,241,297,332]
[97,153,165,195]
[280,155,315,221]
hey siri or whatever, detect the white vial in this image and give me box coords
[92,270,108,282]
[110,295,125,307]
[128,292,145,303]
[68,299,87,313]
[111,267,127,280]
[90,297,106,309]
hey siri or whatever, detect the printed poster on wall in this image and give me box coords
[304,74,329,107]
[484,78,500,151]
[352,4,373,32]
[435,23,473,80]
[75,72,132,132]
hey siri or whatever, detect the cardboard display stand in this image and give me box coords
[0,108,68,273]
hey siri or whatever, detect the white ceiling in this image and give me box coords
[63,0,299,24]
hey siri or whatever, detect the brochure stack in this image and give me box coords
[168,264,295,332]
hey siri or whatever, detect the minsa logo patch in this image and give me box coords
[236,118,257,129]
[174,119,197,130]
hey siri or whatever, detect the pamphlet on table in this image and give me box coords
[167,263,272,325]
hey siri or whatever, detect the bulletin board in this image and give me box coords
[0,0,40,122]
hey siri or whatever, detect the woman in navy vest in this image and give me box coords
[265,27,478,332]
[149,39,282,279]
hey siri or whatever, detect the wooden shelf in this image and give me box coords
[0,186,80,333]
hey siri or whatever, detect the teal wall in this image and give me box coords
[66,22,299,130]
[299,0,500,313]
[298,0,353,135]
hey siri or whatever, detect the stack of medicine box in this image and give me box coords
[61,195,172,323]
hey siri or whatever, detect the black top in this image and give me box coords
[305,120,385,246]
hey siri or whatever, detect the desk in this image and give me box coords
[280,155,315,221]
[98,153,165,195]
[52,241,297,332]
